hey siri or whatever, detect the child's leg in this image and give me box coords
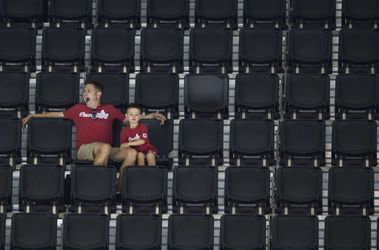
[146,152,156,166]
[137,152,145,166]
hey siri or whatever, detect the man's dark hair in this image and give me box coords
[84,80,104,93]
[127,103,142,112]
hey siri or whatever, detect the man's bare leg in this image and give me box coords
[146,152,156,166]
[113,148,138,191]
[92,142,112,166]
[137,152,145,166]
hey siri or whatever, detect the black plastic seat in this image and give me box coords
[49,0,92,28]
[0,72,29,118]
[86,73,129,112]
[271,215,319,249]
[243,0,287,29]
[221,215,266,250]
[332,120,377,166]
[339,29,379,74]
[19,164,65,213]
[27,118,72,165]
[190,28,233,73]
[97,0,140,28]
[325,215,371,250]
[42,28,85,72]
[336,74,377,120]
[135,73,179,119]
[11,213,57,250]
[290,0,336,29]
[329,167,374,215]
[70,165,117,214]
[275,167,322,215]
[168,214,214,250]
[235,73,279,119]
[173,166,218,214]
[0,165,12,213]
[2,0,44,28]
[284,73,330,120]
[195,0,237,29]
[230,120,275,166]
[116,214,161,250]
[0,214,4,249]
[63,214,109,250]
[224,166,270,214]
[288,29,332,73]
[279,120,325,166]
[147,0,189,29]
[179,119,223,166]
[184,73,229,119]
[0,118,21,166]
[239,28,282,73]
[121,166,167,214]
[91,28,135,73]
[140,28,183,73]
[0,28,36,72]
[342,0,379,29]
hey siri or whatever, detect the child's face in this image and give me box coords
[127,107,141,124]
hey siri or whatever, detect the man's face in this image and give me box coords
[127,107,141,124]
[83,84,101,104]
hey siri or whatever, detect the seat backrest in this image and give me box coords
[195,0,238,29]
[0,165,12,213]
[147,0,189,29]
[342,0,379,29]
[0,118,21,166]
[3,0,44,28]
[97,0,141,28]
[0,214,4,249]
[243,0,287,29]
[49,0,92,28]
[140,119,174,157]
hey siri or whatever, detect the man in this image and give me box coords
[22,80,165,167]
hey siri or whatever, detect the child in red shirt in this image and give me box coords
[120,103,157,166]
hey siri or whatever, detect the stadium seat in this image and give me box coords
[135,73,179,119]
[239,28,283,73]
[288,29,332,73]
[42,27,85,72]
[335,74,377,120]
[0,28,36,72]
[275,167,322,215]
[35,72,79,113]
[168,214,214,250]
[173,166,218,214]
[224,166,271,214]
[220,215,266,250]
[49,0,92,28]
[27,118,72,165]
[243,0,287,29]
[147,0,189,29]
[184,73,229,119]
[342,0,379,29]
[116,214,162,250]
[121,166,167,214]
[179,119,223,166]
[86,73,129,112]
[0,118,21,166]
[284,73,330,120]
[290,0,336,29]
[19,164,65,213]
[271,215,319,249]
[325,215,371,250]
[70,165,117,214]
[339,29,379,74]
[279,120,325,166]
[63,214,109,250]
[11,213,57,249]
[235,73,279,119]
[2,0,44,28]
[229,119,275,166]
[0,214,4,250]
[328,167,374,215]
[97,0,140,28]
[190,28,233,73]
[91,28,135,73]
[332,120,377,166]
[0,165,12,213]
[0,72,29,118]
[195,0,237,29]
[140,28,183,73]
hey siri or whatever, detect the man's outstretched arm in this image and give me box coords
[22,112,64,127]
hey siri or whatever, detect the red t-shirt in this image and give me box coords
[120,123,157,153]
[63,104,125,150]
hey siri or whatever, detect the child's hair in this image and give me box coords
[84,80,104,93]
[127,103,142,113]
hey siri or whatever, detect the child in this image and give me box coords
[120,103,157,166]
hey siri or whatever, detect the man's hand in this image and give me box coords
[152,112,166,125]
[120,143,130,151]
[22,114,33,128]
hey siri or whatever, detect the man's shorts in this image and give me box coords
[77,142,120,161]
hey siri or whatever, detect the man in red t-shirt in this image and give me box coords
[22,80,165,167]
